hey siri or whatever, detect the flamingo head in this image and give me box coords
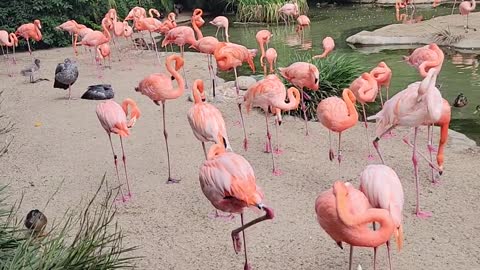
[34,20,42,29]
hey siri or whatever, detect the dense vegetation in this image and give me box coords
[229,0,309,23]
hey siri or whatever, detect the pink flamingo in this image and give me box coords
[296,15,310,34]
[315,181,395,270]
[157,12,177,35]
[135,54,185,184]
[265,48,277,74]
[199,134,275,270]
[96,98,141,202]
[56,20,86,55]
[317,88,358,166]
[97,43,111,68]
[133,14,162,63]
[240,74,301,175]
[312,37,335,59]
[73,27,94,58]
[209,16,230,42]
[368,68,443,218]
[124,6,146,21]
[76,18,111,75]
[256,29,272,75]
[0,31,18,65]
[123,21,136,49]
[370,61,392,106]
[349,73,379,160]
[279,62,319,135]
[187,79,232,158]
[190,36,219,96]
[213,41,257,150]
[459,0,476,32]
[404,43,444,77]
[15,19,42,55]
[278,2,299,25]
[359,164,404,270]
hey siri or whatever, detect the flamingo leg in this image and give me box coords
[372,125,397,164]
[207,54,216,98]
[386,240,393,270]
[201,142,207,160]
[214,27,220,39]
[67,85,72,100]
[149,31,161,65]
[265,112,282,176]
[426,125,438,184]
[451,0,457,14]
[107,133,126,202]
[372,222,378,270]
[379,87,384,107]
[412,127,432,218]
[264,112,272,154]
[233,67,248,151]
[328,130,334,161]
[26,38,32,55]
[299,88,309,136]
[161,101,180,184]
[274,116,283,155]
[120,137,132,199]
[402,134,442,173]
[362,104,374,161]
[348,245,354,270]
[240,214,251,270]
[180,46,189,89]
[337,132,342,169]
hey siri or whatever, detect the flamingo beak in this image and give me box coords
[171,76,175,80]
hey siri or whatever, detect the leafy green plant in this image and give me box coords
[226,0,308,23]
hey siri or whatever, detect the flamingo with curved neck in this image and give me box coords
[122,98,141,128]
[0,31,18,64]
[404,43,444,78]
[256,30,272,73]
[135,54,185,184]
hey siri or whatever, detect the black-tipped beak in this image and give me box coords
[336,242,343,249]
[439,171,443,176]
[278,120,282,126]
[315,78,319,84]
[201,98,206,102]
[134,87,139,92]
[171,76,175,80]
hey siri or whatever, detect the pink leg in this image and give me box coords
[107,134,126,202]
[265,112,282,176]
[362,104,374,161]
[180,46,189,89]
[412,127,432,218]
[328,131,335,161]
[161,101,180,184]
[427,125,439,184]
[233,67,248,151]
[149,32,161,65]
[373,125,397,164]
[299,88,309,136]
[207,55,216,98]
[274,117,283,155]
[120,137,132,200]
[337,132,342,165]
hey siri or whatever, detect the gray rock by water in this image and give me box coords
[236,76,256,90]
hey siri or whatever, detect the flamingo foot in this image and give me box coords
[329,149,335,161]
[231,232,242,253]
[244,263,252,270]
[243,138,248,151]
[432,178,441,186]
[367,154,375,161]
[208,210,235,221]
[383,131,396,139]
[273,169,283,176]
[427,145,438,153]
[114,194,130,203]
[274,147,283,155]
[264,141,272,153]
[166,177,181,184]
[416,210,432,219]
[233,120,241,126]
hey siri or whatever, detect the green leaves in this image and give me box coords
[233,0,308,23]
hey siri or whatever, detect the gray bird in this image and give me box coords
[20,58,41,83]
[54,58,79,99]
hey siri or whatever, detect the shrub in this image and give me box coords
[226,0,309,23]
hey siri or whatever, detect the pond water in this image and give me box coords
[198,4,480,144]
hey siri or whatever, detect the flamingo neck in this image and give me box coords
[192,18,203,40]
[471,0,477,10]
[342,89,358,119]
[283,87,301,111]
[192,80,203,104]
[102,20,112,41]
[121,98,141,127]
[206,144,225,160]
[166,56,185,98]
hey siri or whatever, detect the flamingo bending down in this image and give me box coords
[278,3,299,25]
[256,29,272,75]
[15,19,42,55]
[367,68,443,218]
[199,135,275,270]
[97,43,111,67]
[96,98,141,202]
[404,43,444,77]
[241,74,301,175]
[370,61,393,106]
[265,48,277,74]
[0,31,18,65]
[135,54,185,184]
[209,16,230,42]
[296,15,310,33]
[315,181,395,270]
[359,164,404,270]
[187,79,232,159]
[312,37,335,59]
[317,88,358,168]
[279,62,320,135]
[214,41,257,150]
[459,0,477,32]
[56,20,86,55]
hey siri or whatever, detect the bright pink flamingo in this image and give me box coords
[96,98,141,202]
[368,68,443,218]
[190,36,219,96]
[124,6,146,21]
[213,41,257,150]
[349,73,379,160]
[316,181,395,270]
[296,15,310,33]
[404,43,444,77]
[133,14,162,63]
[278,2,299,25]
[188,79,232,158]
[209,16,230,42]
[123,21,136,48]
[313,36,335,59]
[97,43,111,68]
[56,20,86,55]
[0,31,18,65]
[15,19,42,55]
[370,61,392,105]
[135,54,184,184]
[459,0,476,32]
[256,29,272,75]
[317,88,358,166]
[279,62,319,135]
[73,27,94,58]
[359,164,404,270]
[76,18,111,74]
[265,48,277,74]
[199,134,275,270]
[240,74,301,175]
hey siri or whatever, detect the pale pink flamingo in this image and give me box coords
[73,27,94,58]
[359,164,404,270]
[296,15,310,34]
[123,21,136,49]
[279,62,319,135]
[265,48,277,74]
[349,73,379,160]
[370,61,392,106]
[256,29,272,75]
[404,43,444,77]
[209,16,230,42]
[199,135,275,270]
[133,14,162,63]
[317,88,358,166]
[316,181,395,270]
[459,0,477,32]
[278,2,299,25]
[96,98,141,202]
[135,54,185,184]
[187,79,232,159]
[0,31,18,65]
[213,41,257,150]
[312,37,335,59]
[240,74,301,175]
[97,43,111,68]
[124,6,146,21]
[368,68,443,218]
[15,19,42,55]
[190,34,219,96]
[105,9,129,52]
[56,20,86,55]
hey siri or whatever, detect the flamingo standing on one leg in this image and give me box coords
[96,98,141,202]
[135,54,185,184]
[133,14,162,64]
[459,0,477,32]
[368,68,443,218]
[404,43,444,77]
[0,31,18,72]
[240,74,301,175]
[256,29,272,76]
[199,135,275,270]
[359,164,405,270]
[15,19,42,55]
[316,88,358,169]
[279,62,319,135]
[312,36,335,59]
[209,16,230,42]
[370,61,392,106]
[190,36,219,97]
[55,20,86,55]
[315,181,395,270]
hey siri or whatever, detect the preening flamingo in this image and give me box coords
[187,79,232,159]
[370,61,392,106]
[209,16,230,42]
[265,48,277,74]
[315,181,395,270]
[278,3,299,25]
[296,15,310,33]
[135,54,185,184]
[199,134,275,270]
[279,61,319,135]
[459,0,477,32]
[255,29,272,75]
[75,18,111,75]
[312,36,335,59]
[359,164,404,270]
[56,20,86,55]
[0,31,18,65]
[15,19,42,55]
[125,6,147,21]
[97,43,111,67]
[241,74,301,175]
[96,98,141,202]
[404,43,444,77]
[316,88,358,167]
[368,68,443,218]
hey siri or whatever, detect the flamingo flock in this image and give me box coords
[1,3,461,269]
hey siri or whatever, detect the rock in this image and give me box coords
[236,76,256,90]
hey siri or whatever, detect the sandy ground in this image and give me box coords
[0,42,479,270]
